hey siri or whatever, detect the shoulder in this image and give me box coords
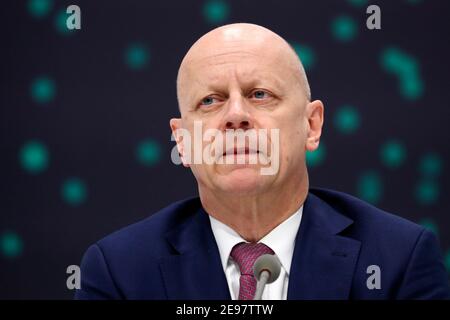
[308,187,450,299]
[95,197,202,260]
[309,187,425,243]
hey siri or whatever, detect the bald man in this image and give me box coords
[75,24,450,300]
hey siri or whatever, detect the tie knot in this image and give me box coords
[230,242,274,275]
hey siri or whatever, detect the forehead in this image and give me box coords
[181,44,297,92]
[191,52,284,87]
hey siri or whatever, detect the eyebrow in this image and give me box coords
[183,65,289,111]
[202,71,285,94]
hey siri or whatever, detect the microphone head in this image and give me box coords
[253,254,281,284]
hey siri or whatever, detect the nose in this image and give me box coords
[222,93,253,131]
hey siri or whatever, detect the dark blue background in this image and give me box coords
[1,0,449,299]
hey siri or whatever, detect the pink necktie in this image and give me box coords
[230,242,275,300]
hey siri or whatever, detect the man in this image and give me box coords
[75,23,450,299]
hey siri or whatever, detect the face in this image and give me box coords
[171,27,323,196]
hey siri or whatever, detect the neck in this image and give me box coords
[199,173,309,242]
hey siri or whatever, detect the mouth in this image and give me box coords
[223,147,260,157]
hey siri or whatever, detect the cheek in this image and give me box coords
[189,163,210,186]
[279,119,306,161]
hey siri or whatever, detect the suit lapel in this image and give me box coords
[159,191,361,300]
[288,193,361,299]
[160,206,231,299]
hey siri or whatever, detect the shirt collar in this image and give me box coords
[209,205,303,275]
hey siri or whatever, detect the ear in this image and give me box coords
[170,118,190,167]
[305,100,324,152]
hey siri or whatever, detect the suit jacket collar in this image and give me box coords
[160,191,361,299]
[160,205,231,299]
[287,192,361,299]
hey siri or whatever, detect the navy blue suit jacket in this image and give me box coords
[75,188,450,299]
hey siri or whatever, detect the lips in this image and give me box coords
[223,147,260,156]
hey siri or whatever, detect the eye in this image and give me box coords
[251,90,269,99]
[200,96,218,107]
[201,97,213,105]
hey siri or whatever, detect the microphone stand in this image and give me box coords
[253,270,270,300]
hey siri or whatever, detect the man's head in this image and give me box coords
[171,23,323,198]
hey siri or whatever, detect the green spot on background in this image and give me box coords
[62,178,88,206]
[306,142,326,167]
[203,0,230,25]
[334,105,360,134]
[291,43,316,71]
[381,48,418,76]
[54,9,76,35]
[445,250,450,273]
[419,218,439,236]
[406,0,423,5]
[1,232,24,259]
[19,140,49,174]
[125,44,150,70]
[381,48,424,100]
[27,0,53,19]
[399,75,424,100]
[419,153,443,178]
[380,140,406,169]
[415,180,439,205]
[331,15,358,42]
[347,0,369,7]
[30,76,55,104]
[357,171,382,204]
[137,139,161,166]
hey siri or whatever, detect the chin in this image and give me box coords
[215,166,270,195]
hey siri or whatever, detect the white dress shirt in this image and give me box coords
[209,206,303,300]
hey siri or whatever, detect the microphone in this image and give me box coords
[252,254,282,300]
